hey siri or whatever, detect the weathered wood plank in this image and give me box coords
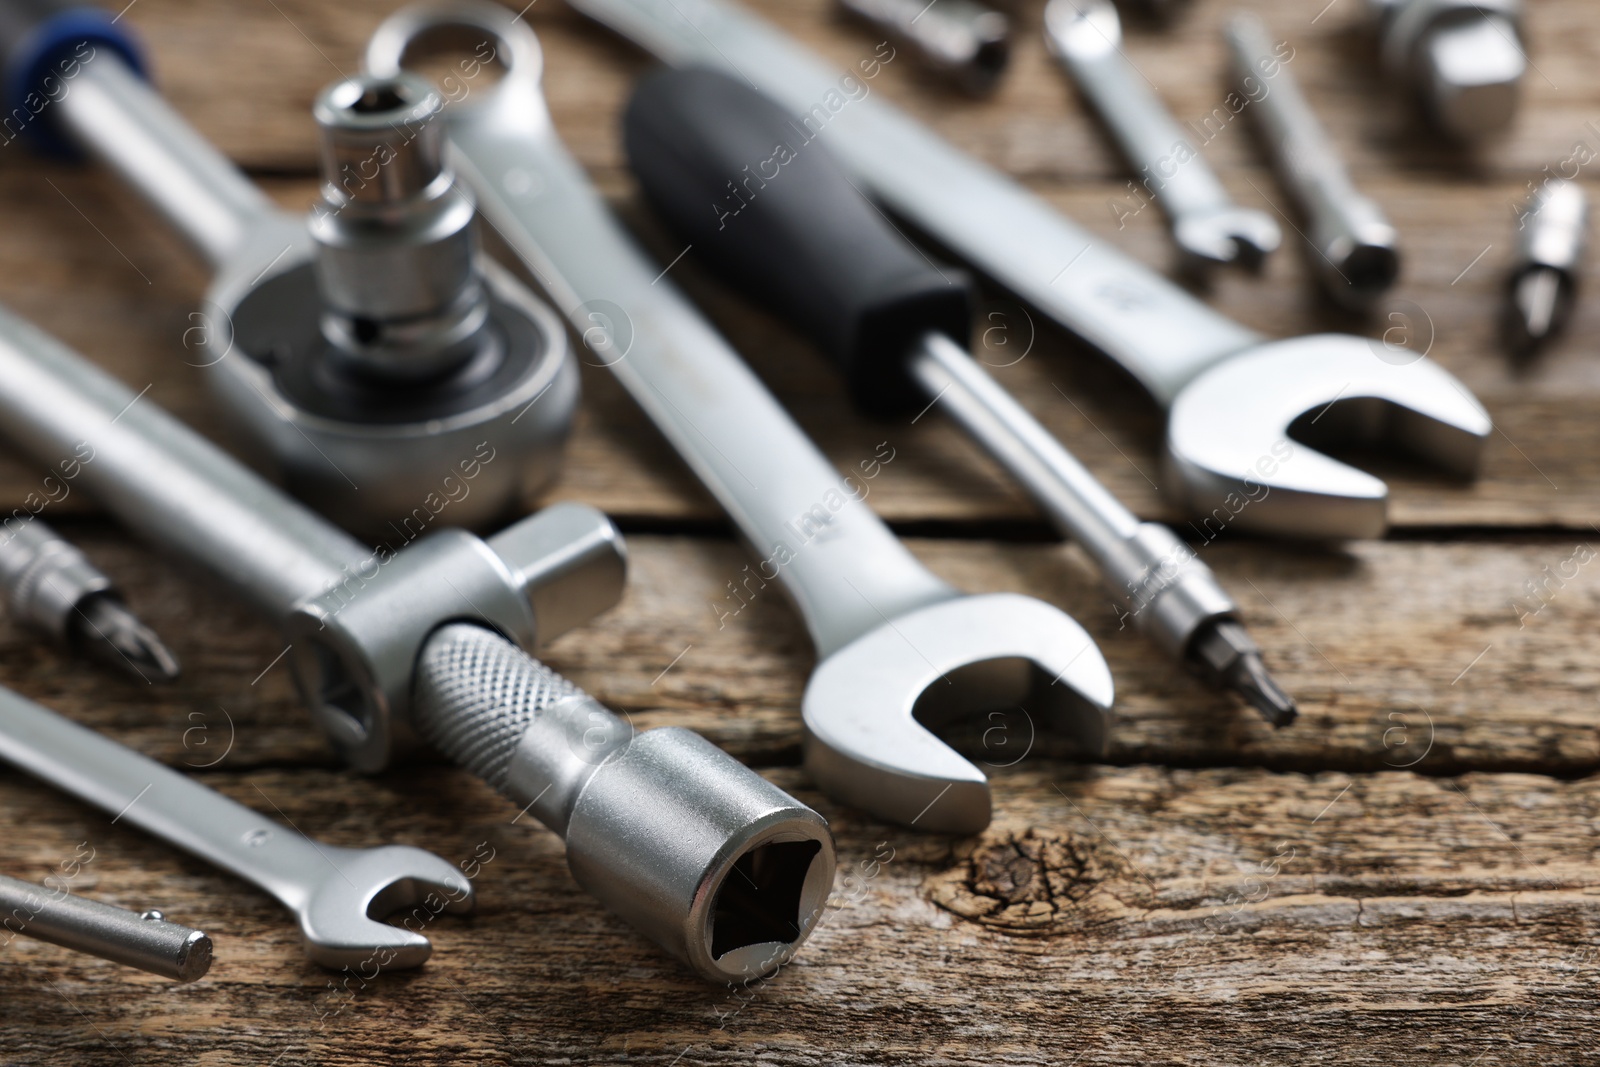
[9,527,1596,778]
[2,761,1595,1065]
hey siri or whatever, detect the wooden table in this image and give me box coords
[2,0,1596,1062]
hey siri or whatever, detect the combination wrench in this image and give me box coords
[0,305,835,983]
[623,67,1295,726]
[564,0,1494,541]
[365,3,1116,836]
[1043,0,1280,272]
[0,685,470,970]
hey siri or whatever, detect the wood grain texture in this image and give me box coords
[0,0,1596,1063]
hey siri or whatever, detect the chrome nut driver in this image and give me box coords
[1043,0,1280,272]
[0,685,468,970]
[365,3,1115,836]
[622,68,1294,727]
[0,2,575,537]
[565,0,1494,541]
[0,305,835,984]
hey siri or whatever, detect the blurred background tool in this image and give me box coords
[0,870,211,981]
[571,0,1493,540]
[1368,0,1525,140]
[1043,0,1280,272]
[0,2,576,536]
[835,0,1010,95]
[0,517,178,681]
[624,67,1296,727]
[1504,179,1589,359]
[1227,13,1400,311]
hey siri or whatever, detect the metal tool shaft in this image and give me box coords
[0,871,211,981]
[0,307,359,620]
[1227,14,1398,308]
[58,51,275,269]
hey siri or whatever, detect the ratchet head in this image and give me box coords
[1164,334,1491,539]
[300,843,474,970]
[1173,206,1283,271]
[803,594,1114,836]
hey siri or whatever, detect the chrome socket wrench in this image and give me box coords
[367,3,1115,836]
[0,3,575,537]
[0,305,834,983]
[1368,0,1525,141]
[566,0,1493,540]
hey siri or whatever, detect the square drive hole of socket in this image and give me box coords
[710,839,824,959]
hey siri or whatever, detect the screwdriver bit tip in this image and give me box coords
[71,594,181,683]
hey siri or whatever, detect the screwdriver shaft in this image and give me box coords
[0,872,211,981]
[908,332,1295,724]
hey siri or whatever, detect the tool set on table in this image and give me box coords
[0,0,1575,989]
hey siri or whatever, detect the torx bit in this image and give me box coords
[1505,179,1588,358]
[0,872,211,982]
[0,517,179,682]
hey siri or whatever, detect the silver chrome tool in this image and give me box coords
[0,306,834,983]
[0,869,211,981]
[835,0,1009,96]
[366,3,1115,836]
[1369,0,1525,141]
[0,685,464,969]
[7,11,574,536]
[1043,0,1280,271]
[1226,14,1400,311]
[624,67,1293,726]
[0,516,178,681]
[1505,179,1588,358]
[567,0,1494,540]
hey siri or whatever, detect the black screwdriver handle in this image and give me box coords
[623,66,973,417]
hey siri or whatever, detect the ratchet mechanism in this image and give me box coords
[0,2,575,536]
[623,68,1293,727]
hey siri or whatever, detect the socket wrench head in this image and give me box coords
[563,727,835,982]
[197,70,577,538]
[285,503,626,771]
[1378,0,1525,140]
[415,624,836,983]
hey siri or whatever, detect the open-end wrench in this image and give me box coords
[564,0,1494,540]
[623,67,1294,727]
[365,3,1115,836]
[1043,0,1280,272]
[0,305,835,983]
[0,2,576,537]
[0,685,468,970]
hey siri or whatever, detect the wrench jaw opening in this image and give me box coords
[1164,334,1492,540]
[298,845,476,971]
[802,594,1114,836]
[1172,208,1283,273]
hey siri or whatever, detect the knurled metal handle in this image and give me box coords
[413,623,585,795]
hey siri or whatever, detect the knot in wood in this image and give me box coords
[927,826,1125,935]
